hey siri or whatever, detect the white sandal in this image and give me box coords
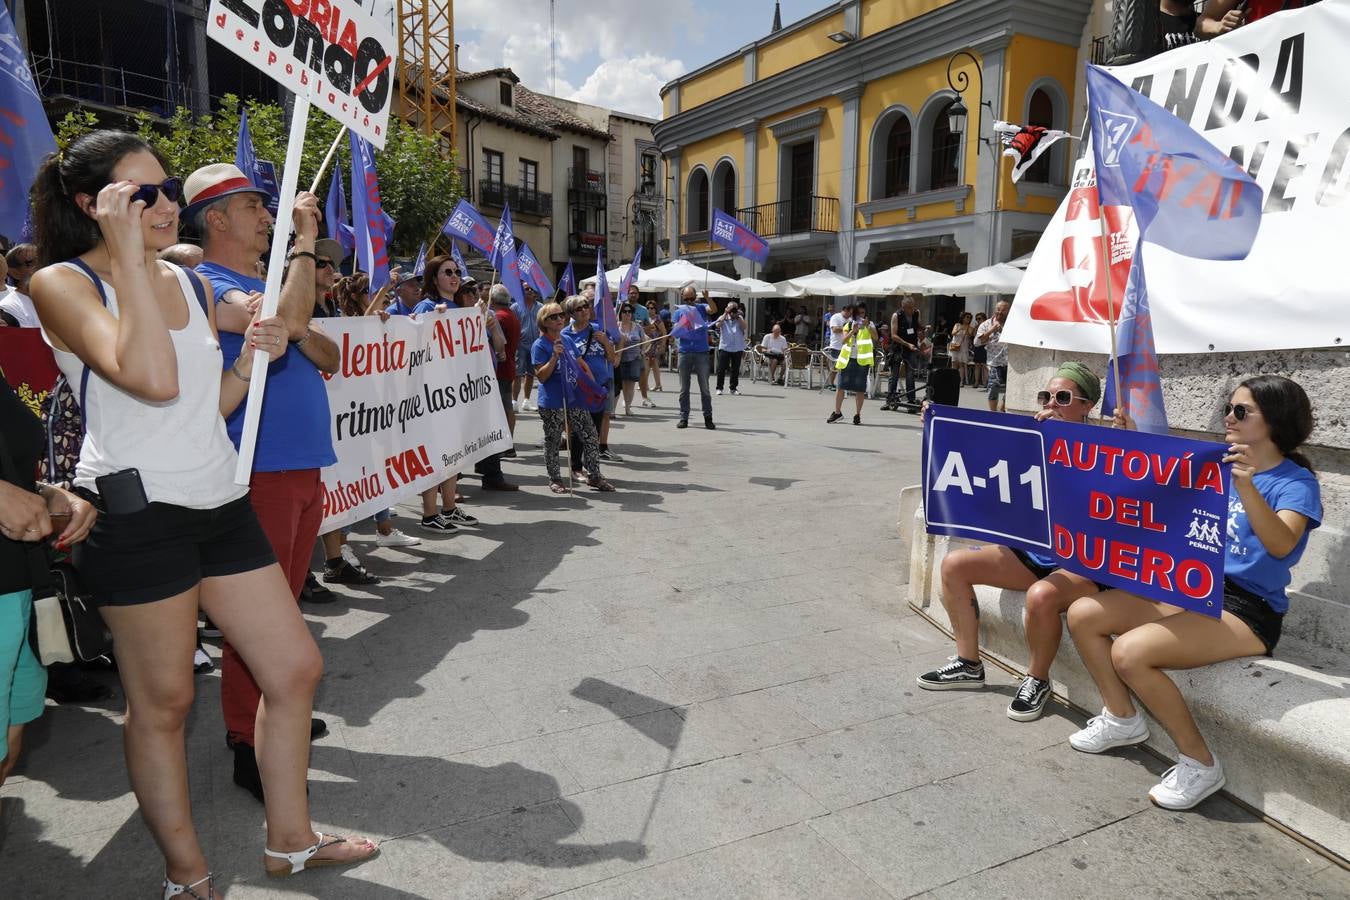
[263,832,378,877]
[163,872,214,900]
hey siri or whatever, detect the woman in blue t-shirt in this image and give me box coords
[530,301,613,494]
[1066,375,1322,812]
[563,297,619,470]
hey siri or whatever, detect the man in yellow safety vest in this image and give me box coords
[826,306,878,426]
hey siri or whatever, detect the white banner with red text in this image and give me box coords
[1007,0,1350,354]
[318,308,511,533]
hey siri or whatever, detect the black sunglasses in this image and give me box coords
[1225,402,1258,421]
[1037,389,1090,407]
[130,177,183,207]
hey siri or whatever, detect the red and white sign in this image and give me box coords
[1008,0,1350,354]
[318,308,512,533]
[208,0,396,148]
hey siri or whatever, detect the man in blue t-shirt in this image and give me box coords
[187,161,339,802]
[512,284,541,410]
[672,284,719,429]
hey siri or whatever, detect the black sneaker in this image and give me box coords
[917,658,985,691]
[704,418,716,430]
[323,559,379,585]
[1007,675,1052,722]
[598,449,623,462]
[420,514,457,532]
[442,507,478,526]
[676,420,688,429]
[853,414,861,425]
[310,717,329,740]
[300,573,337,604]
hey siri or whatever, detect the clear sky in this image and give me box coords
[452,0,827,118]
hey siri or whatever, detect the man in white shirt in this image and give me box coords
[823,303,851,389]
[974,300,1011,412]
[758,324,790,385]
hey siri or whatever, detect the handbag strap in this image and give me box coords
[61,258,107,425]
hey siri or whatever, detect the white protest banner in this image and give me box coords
[318,308,512,533]
[207,0,395,148]
[1007,0,1350,355]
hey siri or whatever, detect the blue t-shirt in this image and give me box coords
[513,299,541,346]
[386,297,418,316]
[411,298,443,315]
[1226,458,1321,613]
[530,335,565,409]
[672,304,712,354]
[566,324,611,382]
[196,262,336,472]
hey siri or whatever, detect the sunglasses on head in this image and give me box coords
[130,177,183,207]
[1037,389,1089,407]
[1225,402,1258,421]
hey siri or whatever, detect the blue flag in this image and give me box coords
[1086,64,1262,433]
[617,246,643,303]
[489,204,526,305]
[516,240,555,297]
[560,330,608,412]
[559,260,576,296]
[348,132,392,292]
[0,6,56,241]
[235,108,259,188]
[411,242,428,277]
[710,209,769,264]
[444,199,496,257]
[450,242,470,278]
[324,162,355,252]
[593,248,619,341]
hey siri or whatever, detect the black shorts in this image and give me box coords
[73,493,276,607]
[1223,579,1283,656]
[1010,547,1058,581]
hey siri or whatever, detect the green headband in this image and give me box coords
[1056,361,1101,405]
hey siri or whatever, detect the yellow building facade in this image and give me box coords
[653,0,1089,306]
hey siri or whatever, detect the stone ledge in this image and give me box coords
[906,510,1350,863]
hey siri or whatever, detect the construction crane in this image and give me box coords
[396,0,456,159]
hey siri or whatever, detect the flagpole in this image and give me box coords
[308,125,348,194]
[1097,211,1123,414]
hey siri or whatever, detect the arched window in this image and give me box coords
[712,161,737,218]
[687,168,709,232]
[929,101,960,190]
[884,118,912,197]
[1023,88,1056,184]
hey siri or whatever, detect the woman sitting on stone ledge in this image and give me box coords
[917,362,1132,724]
[1065,375,1321,811]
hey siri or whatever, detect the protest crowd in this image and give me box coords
[0,2,1344,896]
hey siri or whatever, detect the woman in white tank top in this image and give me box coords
[30,131,377,897]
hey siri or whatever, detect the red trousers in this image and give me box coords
[221,469,323,747]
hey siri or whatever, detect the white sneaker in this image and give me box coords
[511,400,520,412]
[340,543,363,568]
[1068,708,1149,753]
[522,400,536,411]
[641,399,657,408]
[376,528,421,547]
[1149,755,1225,810]
[715,389,723,395]
[730,389,740,395]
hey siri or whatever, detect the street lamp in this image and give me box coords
[944,50,993,148]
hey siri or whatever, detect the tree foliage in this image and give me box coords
[55,97,460,256]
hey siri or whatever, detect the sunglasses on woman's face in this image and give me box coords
[130,177,183,207]
[1037,389,1089,407]
[1225,403,1259,421]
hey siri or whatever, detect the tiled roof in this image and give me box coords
[514,86,612,141]
[455,88,558,140]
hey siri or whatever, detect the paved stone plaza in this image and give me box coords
[2,383,1346,898]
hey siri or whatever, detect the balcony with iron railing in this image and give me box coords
[733,195,839,240]
[32,54,214,119]
[478,180,552,216]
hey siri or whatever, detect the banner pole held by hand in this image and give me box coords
[234,97,312,485]
[1096,209,1123,414]
[308,125,347,195]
